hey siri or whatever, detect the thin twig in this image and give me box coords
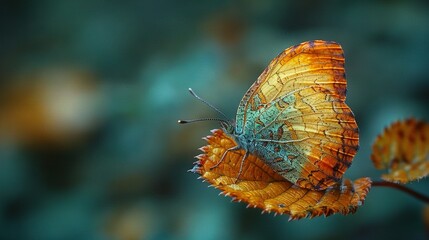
[372,181,429,203]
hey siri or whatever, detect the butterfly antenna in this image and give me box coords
[178,118,230,124]
[187,88,230,122]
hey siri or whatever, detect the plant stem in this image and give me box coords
[372,181,429,203]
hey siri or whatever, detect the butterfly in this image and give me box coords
[180,40,359,191]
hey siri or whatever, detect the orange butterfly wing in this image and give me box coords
[235,40,359,190]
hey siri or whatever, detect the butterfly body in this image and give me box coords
[227,40,359,190]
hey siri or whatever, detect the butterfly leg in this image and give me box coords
[210,145,241,170]
[234,150,249,184]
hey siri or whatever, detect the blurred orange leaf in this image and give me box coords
[191,129,371,220]
[424,205,429,232]
[371,119,429,183]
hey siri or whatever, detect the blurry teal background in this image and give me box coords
[1,0,429,239]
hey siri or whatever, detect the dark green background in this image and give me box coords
[1,0,428,239]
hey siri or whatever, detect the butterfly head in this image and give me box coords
[220,119,235,135]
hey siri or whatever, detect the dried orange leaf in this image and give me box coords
[371,119,429,183]
[191,129,371,220]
